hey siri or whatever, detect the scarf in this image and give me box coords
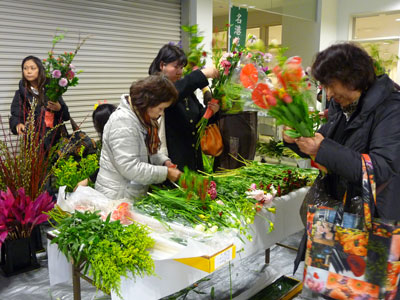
[127,96,161,155]
[342,98,360,121]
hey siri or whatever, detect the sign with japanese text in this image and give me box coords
[229,6,248,49]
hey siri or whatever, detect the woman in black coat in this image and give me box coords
[287,44,400,299]
[9,55,70,148]
[286,43,400,221]
[149,44,219,171]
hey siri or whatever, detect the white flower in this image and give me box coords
[209,225,218,233]
[222,52,233,60]
[216,200,225,206]
[194,224,206,232]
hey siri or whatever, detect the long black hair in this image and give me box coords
[21,55,47,106]
[148,44,187,75]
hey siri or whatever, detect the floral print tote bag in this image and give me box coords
[303,154,400,300]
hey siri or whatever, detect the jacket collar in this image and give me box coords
[119,94,146,134]
[329,75,394,132]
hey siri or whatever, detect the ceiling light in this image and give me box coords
[248,5,255,8]
[241,4,248,7]
[395,18,400,22]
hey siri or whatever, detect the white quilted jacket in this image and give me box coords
[95,95,169,200]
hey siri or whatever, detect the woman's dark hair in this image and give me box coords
[92,104,116,139]
[312,42,376,91]
[21,55,47,105]
[130,75,178,116]
[148,44,187,75]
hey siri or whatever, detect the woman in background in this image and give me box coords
[149,44,219,171]
[10,55,70,148]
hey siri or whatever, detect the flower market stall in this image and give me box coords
[46,162,317,300]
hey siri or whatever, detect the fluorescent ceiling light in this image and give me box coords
[395,18,400,22]
[248,5,255,8]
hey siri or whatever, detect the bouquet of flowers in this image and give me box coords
[43,31,88,102]
[241,54,318,138]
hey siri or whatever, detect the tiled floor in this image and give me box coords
[0,227,306,300]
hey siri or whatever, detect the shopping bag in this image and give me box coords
[200,123,223,157]
[303,154,400,300]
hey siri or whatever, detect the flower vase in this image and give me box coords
[0,237,40,276]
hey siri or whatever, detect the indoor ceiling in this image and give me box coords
[213,0,284,17]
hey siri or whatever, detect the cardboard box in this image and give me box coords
[174,244,236,273]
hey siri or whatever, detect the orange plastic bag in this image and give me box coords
[200,123,223,157]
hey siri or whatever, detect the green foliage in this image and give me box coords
[256,140,285,159]
[53,146,98,192]
[182,24,207,76]
[367,43,399,77]
[48,208,155,297]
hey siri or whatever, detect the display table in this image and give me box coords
[47,187,309,300]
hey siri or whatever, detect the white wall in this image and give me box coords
[337,0,400,41]
[181,0,213,66]
[281,0,319,67]
[318,0,337,51]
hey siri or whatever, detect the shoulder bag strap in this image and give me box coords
[361,153,376,231]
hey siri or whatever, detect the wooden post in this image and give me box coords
[72,264,81,300]
[265,248,270,264]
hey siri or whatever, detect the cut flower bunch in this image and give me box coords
[134,163,318,240]
[43,30,88,102]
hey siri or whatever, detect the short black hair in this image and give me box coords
[148,44,187,75]
[92,104,116,139]
[312,42,376,91]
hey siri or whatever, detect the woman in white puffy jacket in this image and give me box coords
[95,75,182,200]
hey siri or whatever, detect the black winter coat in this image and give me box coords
[294,75,400,221]
[165,70,211,172]
[9,80,70,147]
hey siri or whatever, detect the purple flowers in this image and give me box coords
[59,78,68,87]
[52,69,61,78]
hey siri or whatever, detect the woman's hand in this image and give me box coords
[201,67,219,79]
[167,167,182,182]
[16,123,26,135]
[208,101,220,115]
[282,126,296,144]
[164,160,177,168]
[74,178,89,192]
[47,101,62,112]
[295,133,324,156]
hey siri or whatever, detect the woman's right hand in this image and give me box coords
[282,126,296,144]
[201,67,219,79]
[167,167,182,182]
[16,123,26,135]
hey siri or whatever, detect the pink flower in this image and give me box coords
[232,37,239,45]
[66,70,75,80]
[221,60,232,75]
[216,200,225,206]
[59,78,68,87]
[52,70,61,78]
[246,53,253,59]
[69,64,76,71]
[250,183,257,190]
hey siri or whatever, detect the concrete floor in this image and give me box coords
[0,228,308,300]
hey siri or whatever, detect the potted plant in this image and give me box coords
[0,187,54,276]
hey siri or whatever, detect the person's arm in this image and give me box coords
[174,69,209,100]
[54,95,70,122]
[9,90,25,135]
[315,101,400,185]
[107,122,168,185]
